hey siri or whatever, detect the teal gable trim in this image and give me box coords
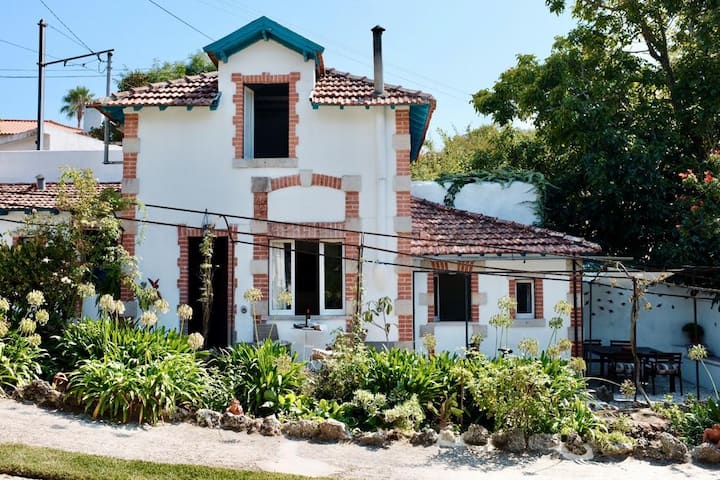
[104,107,125,124]
[210,92,222,110]
[409,104,431,161]
[203,16,324,65]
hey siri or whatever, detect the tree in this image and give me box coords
[411,125,548,181]
[117,51,216,91]
[474,1,720,267]
[60,86,94,129]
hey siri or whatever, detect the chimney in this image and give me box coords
[372,25,386,98]
[35,174,45,191]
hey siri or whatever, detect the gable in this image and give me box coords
[203,16,324,66]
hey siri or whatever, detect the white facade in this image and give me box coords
[0,122,120,151]
[0,150,122,183]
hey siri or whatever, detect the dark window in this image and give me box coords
[434,273,471,321]
[516,281,533,315]
[247,83,288,158]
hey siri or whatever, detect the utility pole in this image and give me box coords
[36,19,46,150]
[35,19,113,158]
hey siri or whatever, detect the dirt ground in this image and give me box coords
[1,399,719,480]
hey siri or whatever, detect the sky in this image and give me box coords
[1,1,575,143]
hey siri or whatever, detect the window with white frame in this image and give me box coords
[515,280,534,317]
[244,83,289,159]
[270,240,344,316]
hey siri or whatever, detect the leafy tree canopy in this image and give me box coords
[117,51,216,91]
[473,0,720,267]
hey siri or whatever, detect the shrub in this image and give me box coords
[208,340,305,416]
[468,355,591,436]
[659,396,720,445]
[307,342,369,403]
[0,331,45,392]
[67,353,208,424]
[54,318,192,372]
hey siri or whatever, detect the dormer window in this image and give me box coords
[244,83,289,159]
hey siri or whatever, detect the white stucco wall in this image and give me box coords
[0,150,122,182]
[413,258,576,357]
[411,180,538,225]
[130,39,402,344]
[583,279,720,392]
[0,125,121,151]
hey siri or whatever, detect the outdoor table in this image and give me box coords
[585,345,662,380]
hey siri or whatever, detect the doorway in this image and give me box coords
[187,235,229,347]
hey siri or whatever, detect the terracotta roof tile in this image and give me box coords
[0,119,82,135]
[90,72,220,108]
[410,197,601,256]
[310,68,434,106]
[92,68,434,109]
[0,183,121,211]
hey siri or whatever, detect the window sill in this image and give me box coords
[265,315,346,322]
[511,318,546,328]
[233,157,298,168]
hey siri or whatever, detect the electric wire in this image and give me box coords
[146,0,214,41]
[38,0,94,54]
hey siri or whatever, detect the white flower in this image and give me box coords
[688,344,708,361]
[553,300,572,316]
[98,294,115,314]
[114,300,126,316]
[139,311,158,328]
[277,289,293,306]
[77,283,96,298]
[41,257,50,264]
[0,319,8,338]
[19,318,36,334]
[26,290,45,307]
[177,304,193,321]
[153,298,170,314]
[497,295,517,313]
[35,309,49,326]
[0,297,9,313]
[187,332,204,351]
[243,288,263,302]
[26,333,42,347]
[60,276,73,285]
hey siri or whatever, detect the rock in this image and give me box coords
[462,424,489,446]
[565,432,588,456]
[411,428,438,447]
[171,406,194,423]
[438,428,461,448]
[246,418,263,434]
[528,433,560,453]
[259,415,282,436]
[633,438,664,461]
[195,409,222,428]
[316,419,351,442]
[16,380,62,407]
[281,419,320,439]
[354,431,388,447]
[220,412,249,431]
[491,430,526,453]
[702,424,720,444]
[691,443,720,464]
[658,432,689,463]
[595,385,614,402]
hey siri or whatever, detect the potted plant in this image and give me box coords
[682,322,704,344]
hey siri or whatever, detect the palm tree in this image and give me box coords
[60,86,94,129]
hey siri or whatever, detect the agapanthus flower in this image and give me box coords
[177,304,193,321]
[98,294,115,314]
[0,296,9,313]
[114,300,126,316]
[688,344,708,361]
[139,311,158,328]
[187,332,204,351]
[77,283,96,298]
[518,338,539,357]
[153,298,170,314]
[243,288,263,302]
[26,333,42,347]
[26,290,45,307]
[35,309,49,326]
[19,318,36,334]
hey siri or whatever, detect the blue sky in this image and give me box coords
[1,1,574,142]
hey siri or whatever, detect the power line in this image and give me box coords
[147,0,214,41]
[47,24,90,51]
[38,0,94,53]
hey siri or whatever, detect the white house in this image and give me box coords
[92,17,600,355]
[0,119,119,152]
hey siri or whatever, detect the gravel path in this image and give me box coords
[1,399,720,479]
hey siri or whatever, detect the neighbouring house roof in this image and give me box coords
[410,197,602,256]
[0,119,82,136]
[203,16,324,66]
[0,182,121,213]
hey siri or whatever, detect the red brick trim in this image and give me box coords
[570,263,582,356]
[119,113,139,301]
[471,273,479,322]
[177,226,236,335]
[508,278,543,320]
[395,109,412,340]
[426,273,434,322]
[251,173,359,330]
[231,72,301,159]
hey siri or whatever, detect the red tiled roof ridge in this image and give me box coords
[0,119,82,135]
[322,68,433,100]
[410,196,601,256]
[127,71,218,95]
